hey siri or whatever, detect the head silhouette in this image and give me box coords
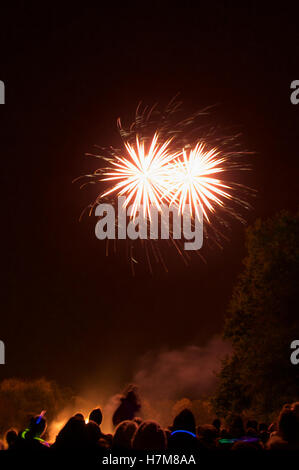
[278,408,299,443]
[212,418,221,431]
[226,414,245,438]
[89,408,103,426]
[172,408,196,434]
[112,385,141,427]
[5,429,18,448]
[29,415,47,438]
[85,421,102,445]
[132,420,167,451]
[113,420,138,450]
[54,415,86,450]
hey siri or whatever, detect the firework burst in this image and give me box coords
[75,98,254,272]
[100,133,179,219]
[167,143,232,222]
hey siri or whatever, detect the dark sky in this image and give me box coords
[1,3,298,394]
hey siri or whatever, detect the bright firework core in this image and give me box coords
[169,143,231,222]
[100,134,232,223]
[101,133,178,219]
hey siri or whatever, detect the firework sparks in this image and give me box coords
[100,133,179,219]
[75,99,254,272]
[168,143,232,222]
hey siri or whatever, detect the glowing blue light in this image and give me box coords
[170,430,196,438]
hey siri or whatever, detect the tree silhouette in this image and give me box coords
[213,211,299,420]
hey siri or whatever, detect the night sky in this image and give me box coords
[1,4,298,395]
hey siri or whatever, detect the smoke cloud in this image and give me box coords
[134,336,231,401]
[131,336,231,426]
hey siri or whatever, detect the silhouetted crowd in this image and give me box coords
[1,393,299,457]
